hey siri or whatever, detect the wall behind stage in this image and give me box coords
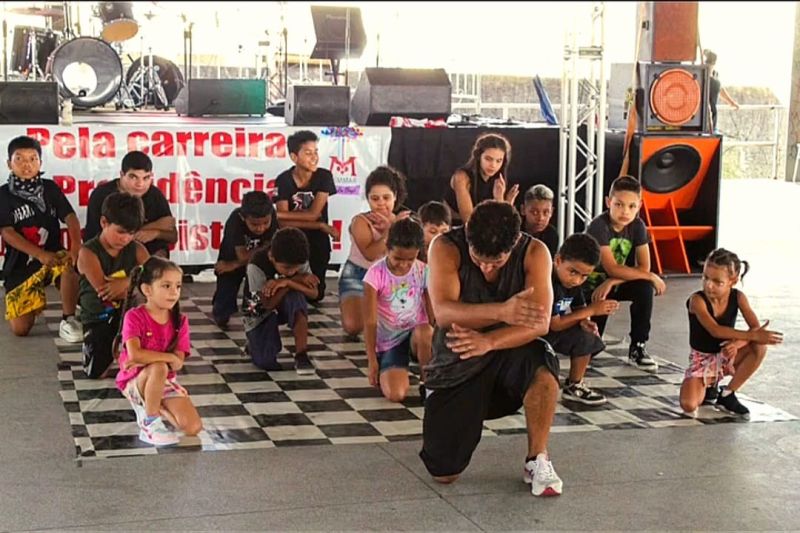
[0,124,391,268]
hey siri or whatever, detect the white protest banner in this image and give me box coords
[0,123,391,268]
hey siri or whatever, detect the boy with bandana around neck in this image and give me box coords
[0,136,83,342]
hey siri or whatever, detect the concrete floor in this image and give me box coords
[1,179,799,531]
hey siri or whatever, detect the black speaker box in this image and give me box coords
[175,79,266,117]
[286,85,350,126]
[0,82,59,124]
[350,68,451,126]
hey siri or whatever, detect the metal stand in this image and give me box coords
[558,2,607,243]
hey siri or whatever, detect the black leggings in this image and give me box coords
[587,279,654,344]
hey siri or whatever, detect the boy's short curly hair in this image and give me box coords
[287,130,318,155]
[557,233,600,267]
[270,227,310,266]
[466,200,521,257]
[101,192,145,233]
[241,191,274,218]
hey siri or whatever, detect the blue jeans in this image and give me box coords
[246,290,308,371]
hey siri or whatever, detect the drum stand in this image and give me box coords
[25,30,46,81]
[124,38,168,110]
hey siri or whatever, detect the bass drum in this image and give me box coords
[125,55,185,108]
[47,37,122,109]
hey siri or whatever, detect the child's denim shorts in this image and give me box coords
[338,260,368,300]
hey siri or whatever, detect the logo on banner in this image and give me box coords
[329,155,357,177]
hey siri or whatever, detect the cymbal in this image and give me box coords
[6,6,65,17]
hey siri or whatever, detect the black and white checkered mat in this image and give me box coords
[45,296,797,460]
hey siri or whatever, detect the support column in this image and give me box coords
[785,2,800,182]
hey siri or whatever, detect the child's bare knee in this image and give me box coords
[183,419,203,436]
[9,321,32,337]
[384,387,408,403]
[433,474,459,484]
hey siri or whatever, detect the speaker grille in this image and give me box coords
[649,68,701,126]
[641,144,701,194]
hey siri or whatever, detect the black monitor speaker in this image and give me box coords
[175,79,266,117]
[286,85,350,126]
[350,68,451,126]
[0,82,59,124]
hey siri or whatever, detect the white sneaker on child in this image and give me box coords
[139,417,180,446]
[59,316,83,343]
[523,452,563,497]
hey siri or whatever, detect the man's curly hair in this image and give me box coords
[466,200,521,257]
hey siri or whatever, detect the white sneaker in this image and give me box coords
[139,416,180,446]
[523,452,563,497]
[59,316,83,343]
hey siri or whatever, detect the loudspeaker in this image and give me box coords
[286,85,350,126]
[608,63,709,133]
[350,68,451,126]
[310,5,366,60]
[637,1,699,62]
[0,82,59,124]
[630,135,722,274]
[174,79,265,117]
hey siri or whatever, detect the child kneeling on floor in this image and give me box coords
[544,233,619,406]
[363,217,434,402]
[115,256,202,446]
[243,227,319,375]
[679,248,783,418]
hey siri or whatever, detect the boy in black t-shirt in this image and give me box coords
[84,151,176,258]
[274,130,339,302]
[584,175,666,372]
[243,227,319,375]
[0,136,83,342]
[545,234,619,405]
[212,191,278,329]
[521,184,558,257]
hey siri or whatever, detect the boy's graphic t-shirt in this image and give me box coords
[115,305,191,392]
[585,211,649,288]
[551,270,587,318]
[363,258,429,352]
[0,179,75,278]
[217,207,278,262]
[275,167,337,224]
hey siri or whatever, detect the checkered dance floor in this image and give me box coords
[45,296,797,460]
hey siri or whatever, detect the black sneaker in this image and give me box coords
[562,380,607,406]
[702,385,720,405]
[627,342,658,372]
[294,351,316,375]
[715,389,750,418]
[419,383,427,403]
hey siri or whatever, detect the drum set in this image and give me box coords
[5,2,185,110]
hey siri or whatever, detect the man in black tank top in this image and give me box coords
[420,201,564,497]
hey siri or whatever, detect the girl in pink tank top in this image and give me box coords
[339,166,409,337]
